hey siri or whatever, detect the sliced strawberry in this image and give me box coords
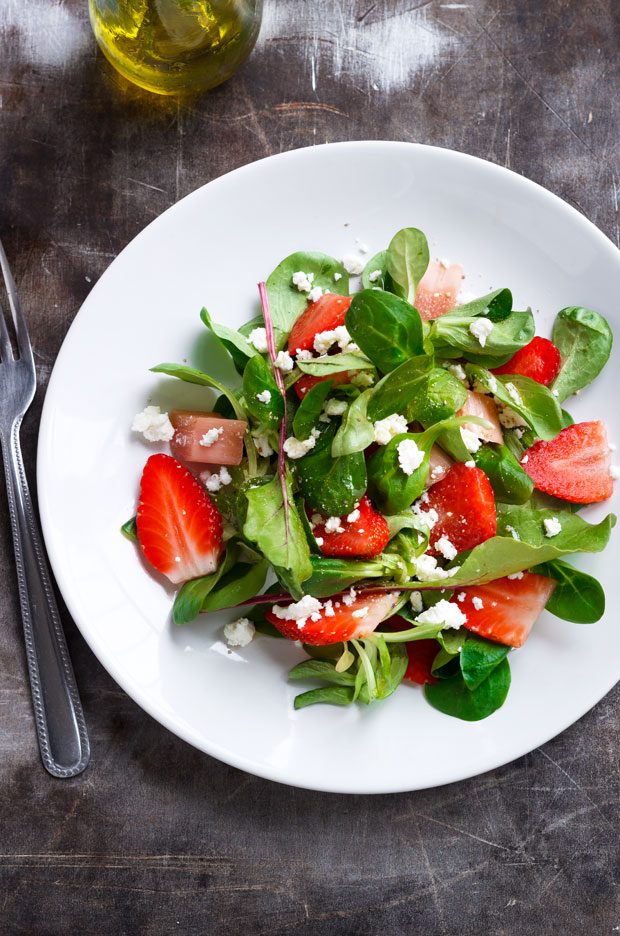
[311,495,390,559]
[294,369,352,400]
[266,591,401,645]
[415,260,464,321]
[491,336,561,386]
[522,420,613,503]
[455,573,555,648]
[405,639,440,684]
[136,454,224,585]
[288,293,353,355]
[457,390,503,444]
[425,463,497,557]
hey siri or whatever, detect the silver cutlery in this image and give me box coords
[0,238,89,777]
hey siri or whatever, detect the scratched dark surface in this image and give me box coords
[1,0,619,933]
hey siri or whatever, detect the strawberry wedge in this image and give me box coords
[425,462,497,557]
[458,390,503,444]
[522,420,613,503]
[136,454,224,584]
[288,294,352,354]
[415,260,464,320]
[311,496,390,559]
[294,370,352,400]
[492,336,561,386]
[266,591,401,645]
[456,573,556,648]
[169,411,247,465]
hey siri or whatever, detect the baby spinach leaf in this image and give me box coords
[473,444,534,504]
[362,250,389,289]
[200,560,269,613]
[460,635,510,691]
[200,307,257,373]
[295,422,367,516]
[150,362,246,421]
[454,288,514,322]
[293,380,333,439]
[346,290,425,373]
[121,516,138,541]
[432,309,534,366]
[332,389,375,456]
[242,354,284,430]
[431,647,461,679]
[293,686,356,709]
[173,547,238,625]
[367,355,433,421]
[266,251,349,334]
[532,559,605,624]
[425,658,511,721]
[496,504,615,553]
[551,306,613,402]
[296,352,375,376]
[289,659,356,687]
[243,472,312,599]
[467,366,562,440]
[386,227,429,305]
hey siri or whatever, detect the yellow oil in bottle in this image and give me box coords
[89,0,262,95]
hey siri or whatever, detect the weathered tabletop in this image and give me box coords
[1,0,619,932]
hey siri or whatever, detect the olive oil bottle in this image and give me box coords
[89,0,262,95]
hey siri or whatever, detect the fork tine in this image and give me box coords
[0,238,33,365]
[0,300,13,361]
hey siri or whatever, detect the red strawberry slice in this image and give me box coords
[265,591,401,645]
[405,639,440,684]
[288,293,353,355]
[294,369,352,400]
[491,336,561,386]
[424,463,497,557]
[415,260,464,321]
[311,495,390,559]
[455,572,556,648]
[521,420,613,503]
[136,454,224,585]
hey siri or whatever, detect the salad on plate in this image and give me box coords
[124,226,617,721]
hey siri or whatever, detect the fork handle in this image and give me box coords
[1,421,90,777]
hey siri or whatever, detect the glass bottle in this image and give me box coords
[88,0,262,95]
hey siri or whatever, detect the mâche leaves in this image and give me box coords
[467,366,563,440]
[367,355,433,421]
[295,421,367,516]
[293,380,333,439]
[346,290,425,373]
[296,352,374,376]
[432,308,534,366]
[151,362,246,420]
[473,444,534,504]
[200,306,257,373]
[242,353,284,429]
[386,227,429,305]
[266,251,349,335]
[362,250,389,289]
[551,306,613,402]
[332,389,375,456]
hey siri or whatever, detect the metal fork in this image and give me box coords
[0,239,89,777]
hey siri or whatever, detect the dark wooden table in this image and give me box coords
[1,1,619,932]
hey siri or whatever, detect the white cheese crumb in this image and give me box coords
[324,516,345,534]
[199,426,224,447]
[333,272,342,282]
[435,536,458,561]
[414,554,460,582]
[251,430,274,458]
[522,454,529,464]
[314,536,324,547]
[507,572,524,580]
[351,372,375,388]
[505,524,520,541]
[610,465,620,479]
[347,508,361,523]
[272,595,323,630]
[543,517,562,538]
[368,269,382,283]
[313,325,357,355]
[460,427,482,453]
[469,318,494,347]
[412,502,439,530]
[472,596,484,611]
[200,466,232,492]
[132,405,175,443]
[498,405,527,429]
[456,592,466,602]
[307,286,323,303]
[223,617,255,648]
[342,588,357,607]
[415,599,467,630]
[464,460,476,468]
[323,600,335,616]
[430,465,446,480]
[275,350,294,372]
[373,413,408,445]
[448,363,467,381]
[292,271,314,293]
[283,428,320,459]
[409,590,424,613]
[324,399,348,417]
[551,389,559,398]
[256,390,272,404]
[248,327,269,352]
[342,253,365,275]
[352,606,369,619]
[295,348,314,362]
[398,438,424,475]
[513,427,525,439]
[505,382,523,406]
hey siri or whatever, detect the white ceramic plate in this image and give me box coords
[38,142,620,794]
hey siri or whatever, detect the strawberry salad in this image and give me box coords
[125,226,617,721]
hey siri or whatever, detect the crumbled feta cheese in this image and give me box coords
[342,588,357,607]
[248,327,269,352]
[409,590,424,613]
[435,536,458,561]
[200,466,232,492]
[412,501,439,530]
[275,350,294,372]
[307,286,323,303]
[347,508,361,523]
[283,428,320,459]
[456,592,466,602]
[448,363,467,381]
[498,405,527,429]
[543,517,562,538]
[507,572,524,580]
[342,253,365,275]
[295,348,314,362]
[469,318,494,347]
[504,524,520,541]
[551,389,559,398]
[415,599,467,630]
[223,617,255,648]
[513,427,525,439]
[352,606,369,619]
[324,516,345,534]
[460,427,482,453]
[611,465,620,479]
[324,399,348,417]
[313,325,357,355]
[256,390,272,404]
[505,382,523,406]
[323,600,335,616]
[351,372,375,388]
[200,426,224,447]
[373,413,408,445]
[251,430,274,458]
[292,270,314,293]
[131,405,175,443]
[314,536,324,547]
[464,460,476,468]
[333,272,342,282]
[368,269,382,283]
[522,454,529,464]
[272,595,323,630]
[430,465,446,480]
[398,439,424,475]
[414,554,460,582]
[472,596,484,611]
